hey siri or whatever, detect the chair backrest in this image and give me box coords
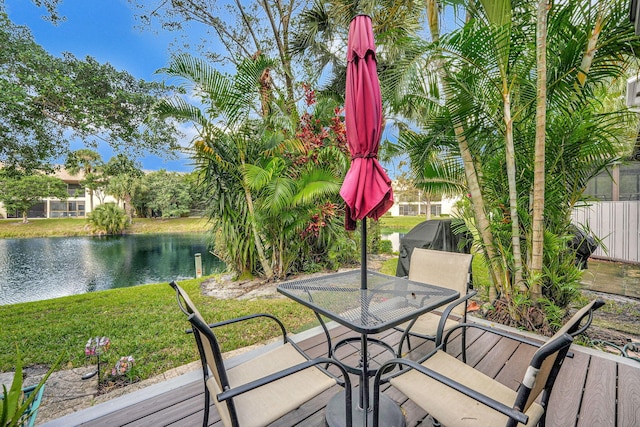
[555,298,605,338]
[516,331,573,418]
[169,281,237,427]
[517,299,604,416]
[408,248,472,316]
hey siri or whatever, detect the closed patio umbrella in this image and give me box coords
[340,14,393,288]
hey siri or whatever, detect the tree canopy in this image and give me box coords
[0,8,181,174]
[0,173,68,223]
[134,170,192,218]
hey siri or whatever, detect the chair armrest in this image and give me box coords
[440,322,546,353]
[435,290,478,345]
[22,384,46,427]
[400,291,478,341]
[186,313,287,344]
[216,357,353,426]
[374,358,529,426]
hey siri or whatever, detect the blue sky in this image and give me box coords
[4,0,198,172]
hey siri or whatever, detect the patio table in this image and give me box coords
[277,270,459,427]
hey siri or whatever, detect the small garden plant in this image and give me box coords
[1,349,61,427]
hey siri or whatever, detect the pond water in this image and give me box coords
[0,233,225,306]
[381,231,408,252]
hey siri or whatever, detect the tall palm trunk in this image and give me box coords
[530,0,551,298]
[85,166,95,213]
[240,154,274,279]
[243,184,274,279]
[577,3,605,88]
[503,91,525,292]
[427,0,505,299]
[88,188,94,213]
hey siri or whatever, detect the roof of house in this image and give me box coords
[53,167,84,183]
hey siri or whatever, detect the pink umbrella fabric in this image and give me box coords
[340,15,393,231]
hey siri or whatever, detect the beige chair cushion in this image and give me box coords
[396,312,459,338]
[208,342,336,427]
[390,350,544,426]
[408,249,472,316]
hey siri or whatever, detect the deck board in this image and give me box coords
[494,342,537,390]
[451,327,494,363]
[618,362,640,426]
[78,380,202,426]
[41,322,640,427]
[546,349,590,427]
[124,391,204,427]
[577,354,617,427]
[474,336,520,380]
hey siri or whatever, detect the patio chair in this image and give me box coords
[395,248,476,356]
[0,384,46,427]
[21,384,45,427]
[373,298,604,427]
[169,281,352,427]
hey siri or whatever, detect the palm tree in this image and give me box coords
[157,54,277,277]
[65,149,103,212]
[157,54,350,279]
[479,0,526,292]
[530,0,550,298]
[393,0,639,320]
[103,154,143,223]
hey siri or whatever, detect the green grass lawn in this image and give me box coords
[0,215,425,239]
[0,217,209,238]
[378,215,429,230]
[0,277,317,380]
[0,214,477,382]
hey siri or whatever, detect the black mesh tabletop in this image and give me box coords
[277,270,459,334]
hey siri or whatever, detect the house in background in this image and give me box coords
[582,162,640,201]
[389,195,461,217]
[0,168,115,219]
[389,179,462,217]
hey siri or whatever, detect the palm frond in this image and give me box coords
[293,168,342,206]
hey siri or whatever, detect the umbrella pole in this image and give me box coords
[361,217,367,289]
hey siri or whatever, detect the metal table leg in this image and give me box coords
[325,390,405,427]
[326,333,405,427]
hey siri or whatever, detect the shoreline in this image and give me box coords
[0,217,210,239]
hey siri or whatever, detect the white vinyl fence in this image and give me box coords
[571,201,640,263]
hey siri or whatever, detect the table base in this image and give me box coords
[325,390,405,427]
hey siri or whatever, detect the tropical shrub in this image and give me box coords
[87,203,128,235]
[157,55,355,279]
[379,240,394,255]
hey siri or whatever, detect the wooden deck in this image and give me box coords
[41,321,640,427]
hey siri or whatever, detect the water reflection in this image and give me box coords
[0,234,225,305]
[382,232,401,252]
[381,232,406,252]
